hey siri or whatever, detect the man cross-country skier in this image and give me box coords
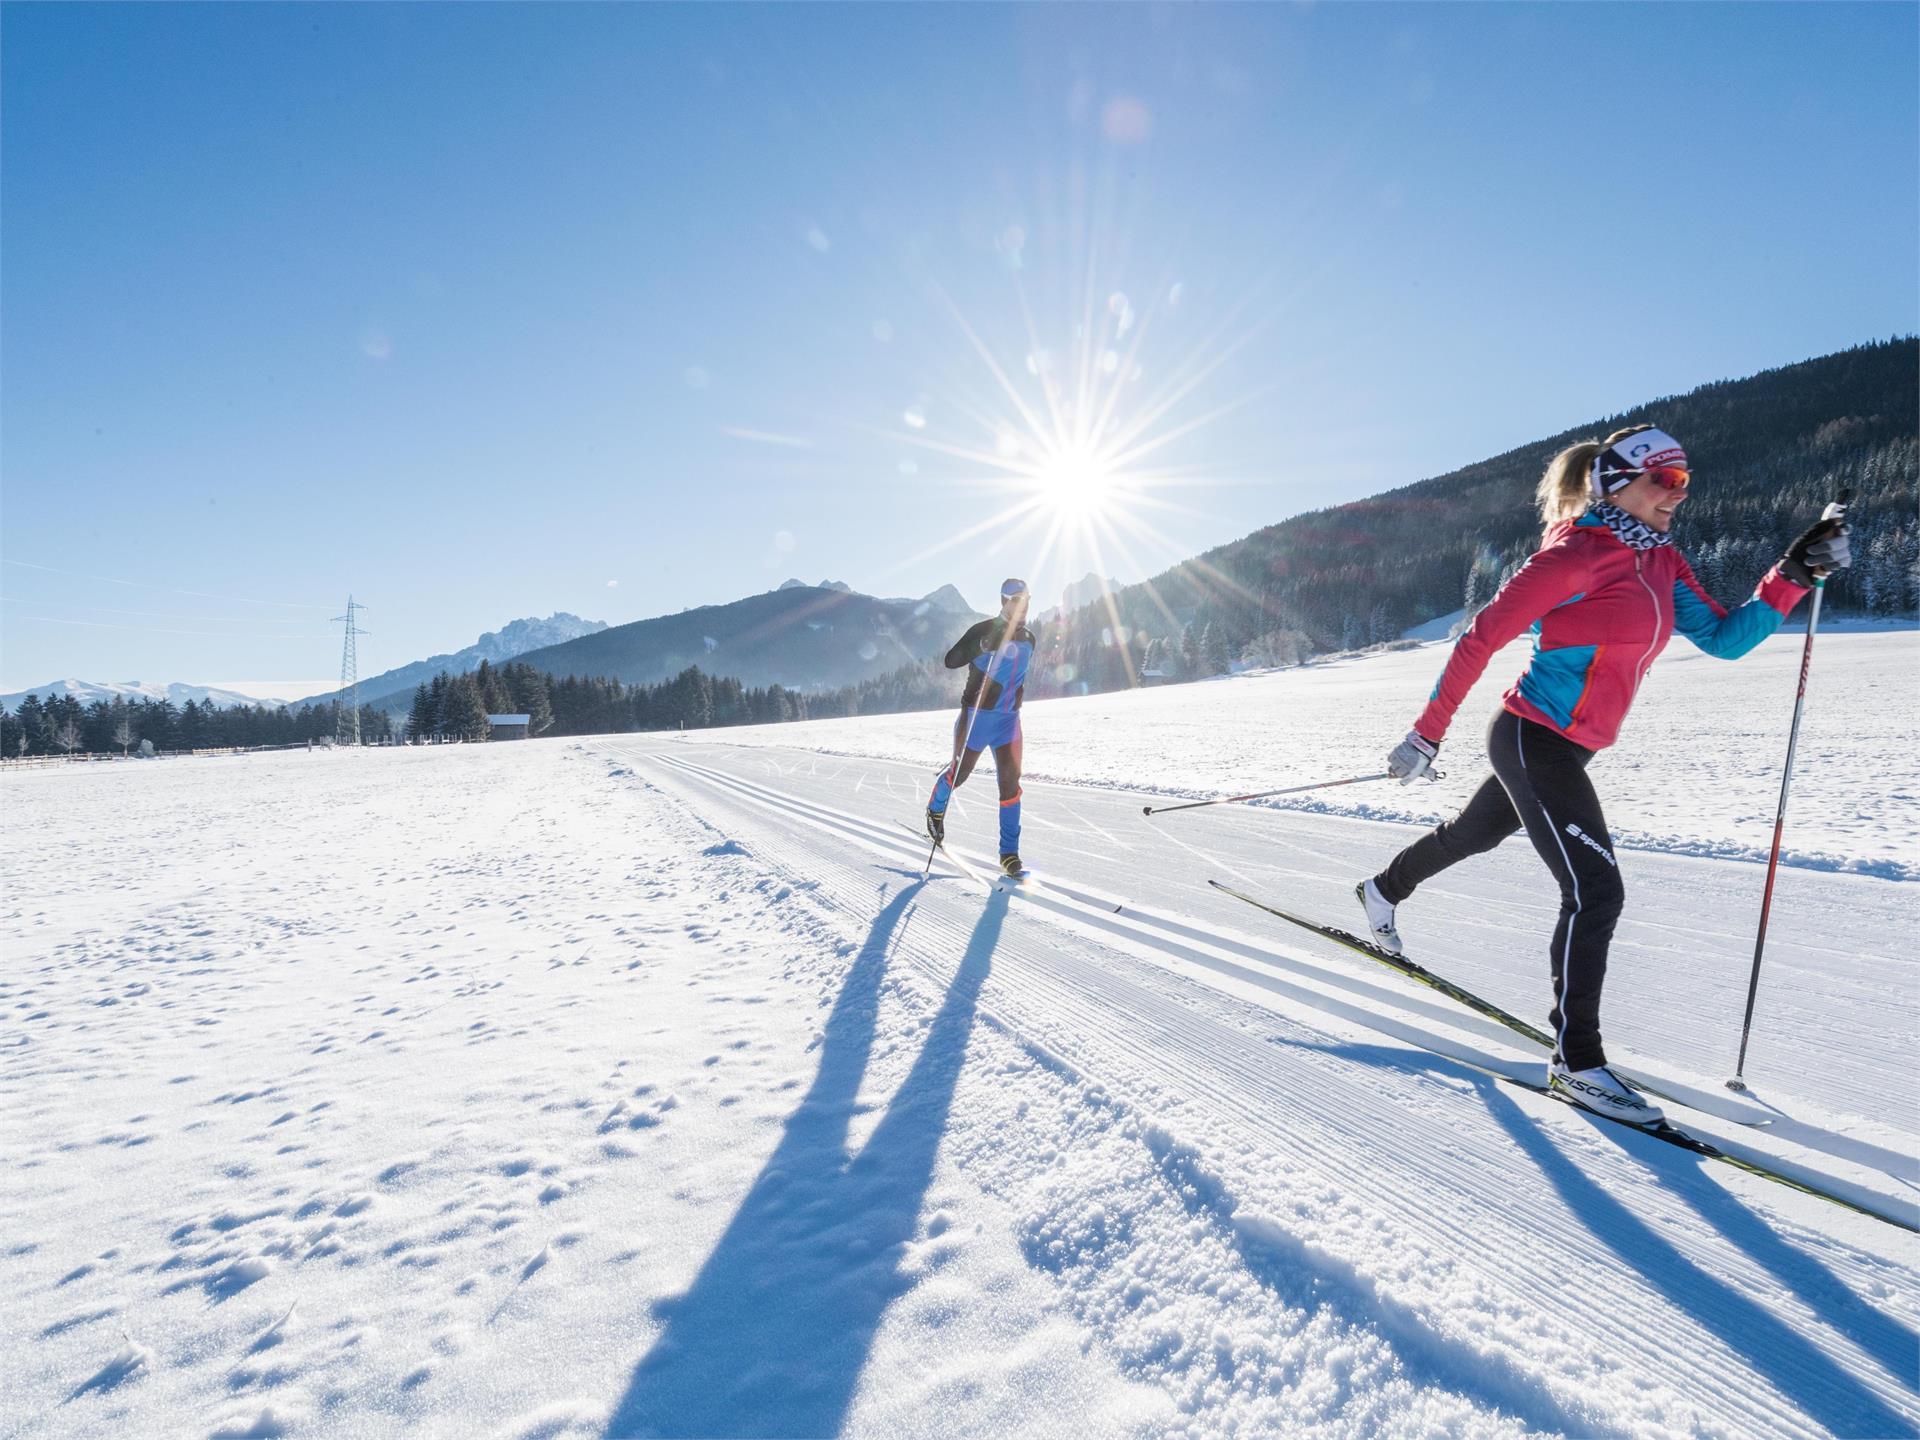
[925,578,1036,876]
[1356,424,1850,1126]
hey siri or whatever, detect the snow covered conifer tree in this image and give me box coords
[446,674,489,741]
[407,684,432,742]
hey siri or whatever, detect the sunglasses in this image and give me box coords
[1634,466,1690,491]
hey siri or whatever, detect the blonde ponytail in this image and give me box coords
[1535,423,1658,527]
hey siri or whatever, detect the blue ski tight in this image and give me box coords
[928,726,1022,857]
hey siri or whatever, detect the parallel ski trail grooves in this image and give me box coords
[660,750,1909,1190]
[664,753,1571,1055]
[657,748,1920,1439]
[689,723,1918,1132]
[620,741,1920,1440]
[636,753,1638,1419]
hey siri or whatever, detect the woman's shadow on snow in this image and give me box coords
[1298,1039,1918,1439]
[605,880,1005,1439]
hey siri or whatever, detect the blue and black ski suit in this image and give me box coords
[927,617,1036,856]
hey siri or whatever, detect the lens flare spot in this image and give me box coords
[1101,96,1153,144]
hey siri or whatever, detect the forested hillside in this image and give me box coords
[1031,339,1917,696]
[477,585,981,708]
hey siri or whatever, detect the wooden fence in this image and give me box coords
[0,741,370,770]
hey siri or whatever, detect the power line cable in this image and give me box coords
[1,559,333,610]
[1,595,330,628]
[11,614,339,639]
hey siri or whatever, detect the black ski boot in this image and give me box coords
[925,807,946,845]
[999,853,1024,878]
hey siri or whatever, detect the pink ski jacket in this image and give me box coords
[1415,512,1809,751]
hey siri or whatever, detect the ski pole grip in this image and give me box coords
[1810,487,1853,583]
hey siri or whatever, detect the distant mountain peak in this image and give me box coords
[470,613,608,661]
[1035,572,1123,625]
[494,580,992,700]
[918,584,973,613]
[777,578,867,597]
[1061,572,1121,612]
[0,679,281,711]
[307,612,610,713]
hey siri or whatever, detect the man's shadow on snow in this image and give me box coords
[605,880,1005,1439]
[1297,1040,1918,1439]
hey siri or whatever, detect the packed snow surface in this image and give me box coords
[741,627,1920,881]
[5,634,1916,1440]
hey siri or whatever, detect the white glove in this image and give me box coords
[1388,730,1439,785]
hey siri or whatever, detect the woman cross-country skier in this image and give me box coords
[925,578,1037,876]
[1356,423,1850,1124]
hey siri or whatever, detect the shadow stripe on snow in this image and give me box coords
[656,748,1916,1194]
[624,742,1918,1436]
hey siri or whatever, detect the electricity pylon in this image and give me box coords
[333,596,370,746]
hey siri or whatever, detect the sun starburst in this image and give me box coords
[874,257,1275,662]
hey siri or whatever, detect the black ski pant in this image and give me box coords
[1374,709,1625,1071]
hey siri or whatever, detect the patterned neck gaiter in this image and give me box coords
[1590,501,1672,551]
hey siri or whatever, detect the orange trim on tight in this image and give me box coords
[1000,791,1023,806]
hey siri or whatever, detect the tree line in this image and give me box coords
[402,657,958,740]
[0,691,393,759]
[0,656,958,758]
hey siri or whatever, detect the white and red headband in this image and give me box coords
[1590,428,1687,496]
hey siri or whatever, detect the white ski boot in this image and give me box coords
[1549,1063,1664,1126]
[1355,879,1402,954]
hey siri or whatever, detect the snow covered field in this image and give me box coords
[718,627,1920,881]
[5,634,1917,1439]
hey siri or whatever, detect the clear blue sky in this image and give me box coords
[4,2,1914,696]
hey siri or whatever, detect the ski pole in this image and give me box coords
[1143,771,1396,817]
[1728,489,1849,1092]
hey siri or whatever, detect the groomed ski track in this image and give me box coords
[624,734,1920,1440]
